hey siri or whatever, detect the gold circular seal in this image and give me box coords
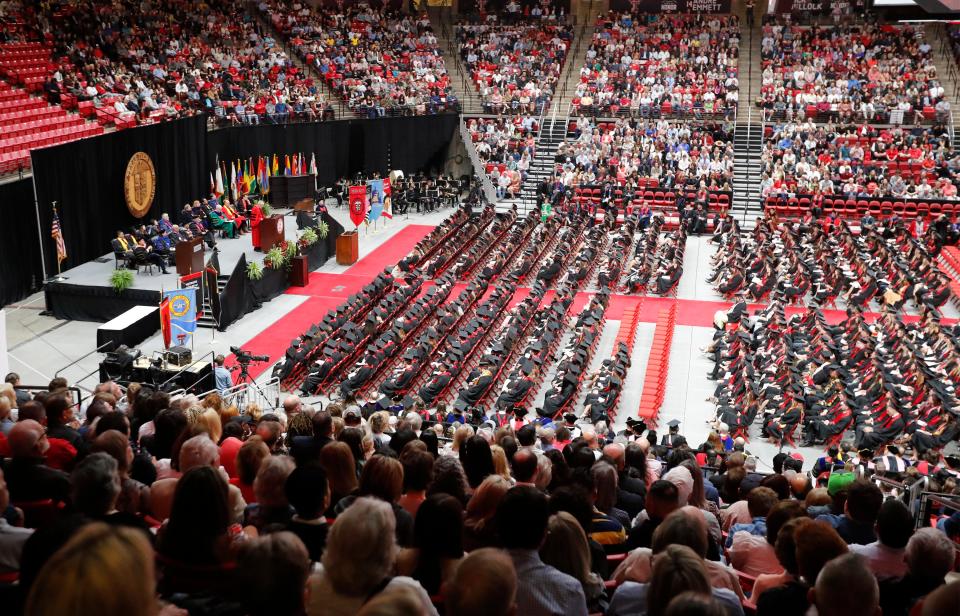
[124,152,156,218]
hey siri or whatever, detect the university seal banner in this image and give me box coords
[124,151,156,219]
[349,185,368,228]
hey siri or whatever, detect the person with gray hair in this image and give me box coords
[70,452,121,518]
[404,412,422,436]
[306,497,438,615]
[539,426,557,451]
[905,527,955,585]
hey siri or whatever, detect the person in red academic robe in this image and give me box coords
[250,202,265,250]
[222,200,247,234]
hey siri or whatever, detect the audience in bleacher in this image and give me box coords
[467,116,538,189]
[761,122,958,201]
[456,15,572,115]
[759,19,944,124]
[574,12,740,119]
[261,2,455,117]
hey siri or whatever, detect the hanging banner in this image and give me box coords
[163,288,197,347]
[382,177,393,219]
[349,185,368,228]
[367,179,385,223]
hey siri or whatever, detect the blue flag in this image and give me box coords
[366,179,384,223]
[163,288,197,347]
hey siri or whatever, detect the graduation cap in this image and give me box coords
[453,398,469,412]
[667,419,681,430]
[582,315,598,326]
[563,372,580,387]
[402,394,416,410]
[519,358,535,375]
[376,396,392,410]
[402,348,419,361]
[530,340,545,353]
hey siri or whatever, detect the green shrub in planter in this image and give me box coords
[265,246,286,269]
[316,220,329,240]
[246,261,264,280]
[109,269,135,293]
[301,228,318,246]
[284,240,299,262]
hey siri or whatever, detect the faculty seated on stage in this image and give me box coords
[112,230,168,273]
[221,199,248,234]
[209,206,238,239]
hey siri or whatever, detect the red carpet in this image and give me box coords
[231,218,956,382]
[345,224,435,278]
[225,296,345,379]
[286,273,372,298]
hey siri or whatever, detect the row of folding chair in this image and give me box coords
[637,303,677,422]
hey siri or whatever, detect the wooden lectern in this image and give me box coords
[175,237,204,276]
[259,215,285,252]
[336,232,358,265]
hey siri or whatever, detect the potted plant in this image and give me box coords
[246,260,264,280]
[316,219,329,240]
[264,246,286,269]
[283,239,299,263]
[109,269,134,294]
[300,228,318,247]
[258,200,273,217]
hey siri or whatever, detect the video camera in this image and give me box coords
[230,346,270,364]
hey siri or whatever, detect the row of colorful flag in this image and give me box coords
[210,153,318,201]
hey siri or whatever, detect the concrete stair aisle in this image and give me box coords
[498,116,568,213]
[925,23,960,147]
[734,0,762,125]
[427,9,486,116]
[732,122,763,226]
[250,7,359,119]
[551,23,596,118]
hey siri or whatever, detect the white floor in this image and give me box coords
[6,216,951,470]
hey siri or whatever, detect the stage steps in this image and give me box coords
[197,274,230,329]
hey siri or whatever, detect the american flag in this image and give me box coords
[51,207,67,264]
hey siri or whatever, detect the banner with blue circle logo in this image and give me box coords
[163,288,197,347]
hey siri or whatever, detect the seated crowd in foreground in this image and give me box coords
[573,12,739,119]
[0,375,957,616]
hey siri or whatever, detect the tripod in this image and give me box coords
[233,359,277,410]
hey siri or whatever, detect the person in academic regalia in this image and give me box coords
[250,201,265,250]
[660,419,684,446]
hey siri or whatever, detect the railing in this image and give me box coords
[458,115,499,204]
[199,376,282,413]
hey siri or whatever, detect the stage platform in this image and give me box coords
[42,208,342,324]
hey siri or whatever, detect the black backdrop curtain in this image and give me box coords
[206,113,459,187]
[0,178,44,306]
[31,115,208,273]
[12,113,457,310]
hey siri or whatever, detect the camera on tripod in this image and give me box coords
[230,346,270,365]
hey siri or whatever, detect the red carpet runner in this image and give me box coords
[231,224,957,380]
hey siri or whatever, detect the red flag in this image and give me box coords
[159,297,172,349]
[348,185,368,228]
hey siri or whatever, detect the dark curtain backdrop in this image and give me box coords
[31,115,208,273]
[0,178,44,307]
[206,114,458,188]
